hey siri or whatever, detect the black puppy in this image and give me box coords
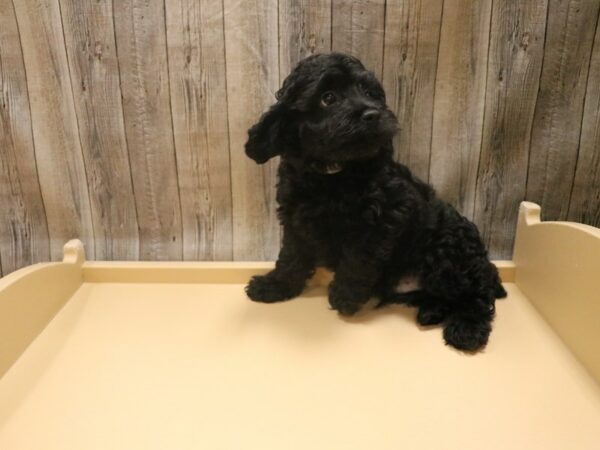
[244,53,506,351]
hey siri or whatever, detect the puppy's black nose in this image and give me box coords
[361,109,380,122]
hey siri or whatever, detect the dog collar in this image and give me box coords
[324,162,343,174]
[310,161,344,175]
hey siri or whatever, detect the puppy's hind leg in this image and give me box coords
[377,288,449,326]
[419,260,498,350]
[442,259,505,350]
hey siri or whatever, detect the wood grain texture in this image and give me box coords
[474,0,548,259]
[429,0,492,220]
[279,0,331,76]
[224,0,280,260]
[165,0,233,261]
[0,0,50,275]
[331,0,386,77]
[382,0,443,181]
[114,0,183,260]
[59,0,139,260]
[1,0,600,275]
[568,11,600,226]
[12,0,95,260]
[526,0,600,221]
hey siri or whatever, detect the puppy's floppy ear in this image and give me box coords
[245,57,314,164]
[244,102,286,164]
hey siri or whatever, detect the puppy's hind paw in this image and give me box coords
[329,299,362,317]
[417,306,447,326]
[328,282,369,316]
[245,274,303,303]
[443,318,491,352]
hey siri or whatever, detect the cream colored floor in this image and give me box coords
[1,282,599,449]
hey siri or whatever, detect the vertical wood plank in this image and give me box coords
[473,0,548,259]
[526,0,600,221]
[165,0,233,261]
[381,0,443,180]
[224,0,280,260]
[429,0,492,220]
[331,0,386,77]
[13,0,95,260]
[59,0,139,260]
[568,12,600,226]
[114,0,183,260]
[0,0,50,275]
[279,0,332,76]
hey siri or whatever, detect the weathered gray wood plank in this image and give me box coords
[165,0,233,261]
[59,0,139,260]
[526,0,600,221]
[224,0,280,260]
[568,11,600,226]
[474,0,548,259]
[13,0,95,260]
[382,0,443,181]
[114,0,183,260]
[430,0,492,220]
[0,0,50,274]
[279,0,331,75]
[331,0,386,77]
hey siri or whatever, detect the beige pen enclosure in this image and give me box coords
[1,1,600,448]
[0,202,599,449]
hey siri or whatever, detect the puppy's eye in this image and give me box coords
[320,91,337,106]
[359,82,372,98]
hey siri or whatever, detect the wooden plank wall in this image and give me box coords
[1,0,599,274]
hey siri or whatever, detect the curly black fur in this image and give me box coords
[244,53,507,351]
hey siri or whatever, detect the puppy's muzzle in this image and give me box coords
[361,109,380,122]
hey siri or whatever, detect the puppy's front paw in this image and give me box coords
[245,274,303,303]
[328,282,369,316]
[443,318,491,352]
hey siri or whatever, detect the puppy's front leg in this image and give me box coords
[329,250,380,316]
[246,229,315,303]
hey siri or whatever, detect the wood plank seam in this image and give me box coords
[472,0,494,250]
[427,0,446,184]
[3,0,51,272]
[55,0,97,257]
[380,0,387,79]
[111,0,142,260]
[524,1,552,198]
[131,2,160,253]
[221,0,235,261]
[9,0,51,251]
[162,0,184,259]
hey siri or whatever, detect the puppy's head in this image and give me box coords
[245,53,398,173]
